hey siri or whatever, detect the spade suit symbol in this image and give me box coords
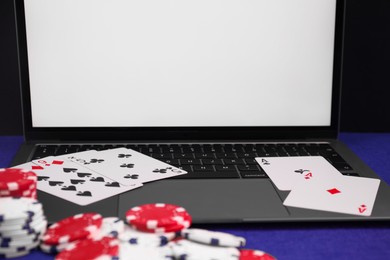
[77,191,92,197]
[153,168,167,174]
[90,159,104,163]
[77,172,92,178]
[90,177,105,182]
[49,181,64,186]
[61,185,77,191]
[70,179,86,185]
[63,168,78,173]
[105,182,120,187]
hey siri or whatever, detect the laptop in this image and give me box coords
[11,0,390,223]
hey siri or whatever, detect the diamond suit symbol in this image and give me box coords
[327,188,341,195]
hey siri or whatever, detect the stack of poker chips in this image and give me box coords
[0,197,47,258]
[39,213,105,254]
[0,168,37,199]
[37,203,276,259]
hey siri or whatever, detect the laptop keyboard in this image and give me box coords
[31,143,357,179]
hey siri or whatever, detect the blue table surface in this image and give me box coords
[0,133,389,260]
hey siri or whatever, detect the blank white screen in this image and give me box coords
[24,0,336,127]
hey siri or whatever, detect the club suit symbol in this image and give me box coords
[118,154,132,158]
[124,174,139,179]
[120,163,134,168]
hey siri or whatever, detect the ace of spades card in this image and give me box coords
[16,158,142,206]
[62,148,186,185]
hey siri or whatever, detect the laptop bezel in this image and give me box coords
[14,0,345,142]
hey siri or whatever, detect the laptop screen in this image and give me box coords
[22,0,337,128]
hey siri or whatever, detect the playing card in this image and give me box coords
[255,156,342,191]
[283,175,380,216]
[61,148,186,185]
[16,159,142,206]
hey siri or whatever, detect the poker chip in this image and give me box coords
[239,249,276,260]
[0,168,37,191]
[119,225,177,247]
[0,197,42,223]
[0,197,46,258]
[39,241,74,254]
[0,212,45,231]
[99,217,125,238]
[42,213,103,245]
[0,168,37,200]
[0,218,47,237]
[119,242,174,260]
[55,236,119,260]
[180,228,246,247]
[126,203,192,231]
[131,220,190,234]
[170,239,240,260]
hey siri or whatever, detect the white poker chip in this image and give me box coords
[0,197,43,223]
[0,214,46,232]
[0,239,40,254]
[0,218,47,237]
[180,228,246,247]
[119,225,176,247]
[170,240,240,260]
[119,242,174,260]
[0,210,45,227]
[99,217,125,238]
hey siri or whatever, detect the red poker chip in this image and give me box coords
[0,168,37,191]
[1,181,37,199]
[131,218,191,233]
[55,236,119,260]
[240,249,276,260]
[43,213,103,245]
[126,203,192,229]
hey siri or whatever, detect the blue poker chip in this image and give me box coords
[180,228,246,248]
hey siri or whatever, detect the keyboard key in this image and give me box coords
[215,153,237,159]
[173,171,240,179]
[236,152,257,158]
[173,153,195,159]
[202,159,224,165]
[237,165,260,171]
[215,165,237,172]
[194,153,215,159]
[240,171,268,178]
[180,159,202,165]
[193,165,215,172]
[333,162,353,171]
[223,159,245,165]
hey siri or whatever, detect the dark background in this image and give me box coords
[0,0,389,135]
